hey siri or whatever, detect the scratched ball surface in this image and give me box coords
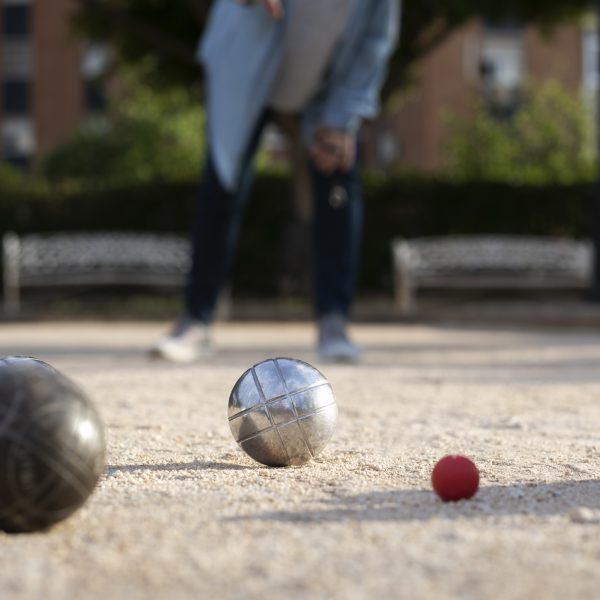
[431,455,480,502]
[228,358,337,467]
[0,356,106,533]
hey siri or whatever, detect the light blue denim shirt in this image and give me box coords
[199,0,401,191]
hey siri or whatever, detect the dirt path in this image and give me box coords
[0,321,599,599]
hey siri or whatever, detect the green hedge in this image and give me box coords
[0,175,595,295]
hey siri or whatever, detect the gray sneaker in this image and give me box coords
[317,313,361,363]
[150,318,212,363]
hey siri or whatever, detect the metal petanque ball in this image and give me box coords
[228,357,337,467]
[0,356,106,533]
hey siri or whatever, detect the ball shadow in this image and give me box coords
[105,460,253,475]
[228,479,600,523]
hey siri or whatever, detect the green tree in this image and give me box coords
[73,0,592,92]
[446,81,596,184]
[43,69,205,189]
[388,0,591,94]
[71,0,595,193]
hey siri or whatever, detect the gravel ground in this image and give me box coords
[0,320,599,600]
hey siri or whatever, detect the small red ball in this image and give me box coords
[431,455,479,501]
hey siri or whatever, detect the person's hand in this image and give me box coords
[238,0,283,19]
[310,126,356,174]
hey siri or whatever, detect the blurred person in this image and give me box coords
[152,0,400,363]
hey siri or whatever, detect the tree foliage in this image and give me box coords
[43,69,205,189]
[446,81,596,184]
[73,0,594,92]
[389,0,591,94]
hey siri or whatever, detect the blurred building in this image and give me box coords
[367,18,598,172]
[0,0,105,168]
[0,4,596,172]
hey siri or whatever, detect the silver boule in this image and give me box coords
[228,357,337,467]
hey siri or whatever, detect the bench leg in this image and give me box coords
[394,266,417,316]
[396,280,416,315]
[3,233,20,317]
[3,290,20,317]
[216,286,233,321]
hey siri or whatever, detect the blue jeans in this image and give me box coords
[185,114,362,323]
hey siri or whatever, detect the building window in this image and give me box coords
[82,45,109,79]
[582,27,598,104]
[2,117,35,166]
[81,44,109,114]
[1,40,32,78]
[3,80,30,114]
[2,4,30,37]
[480,24,525,117]
[85,80,107,113]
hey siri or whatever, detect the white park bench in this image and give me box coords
[392,235,594,315]
[2,231,190,316]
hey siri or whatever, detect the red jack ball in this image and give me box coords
[432,455,479,502]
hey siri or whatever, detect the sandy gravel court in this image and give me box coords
[0,320,599,599]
